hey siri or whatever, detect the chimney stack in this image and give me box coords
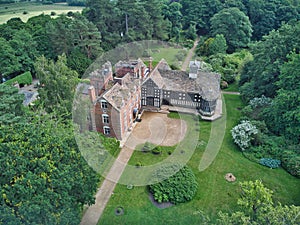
[149,57,153,71]
[88,86,96,103]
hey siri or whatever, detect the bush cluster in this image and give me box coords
[259,158,281,169]
[231,120,258,151]
[149,164,198,204]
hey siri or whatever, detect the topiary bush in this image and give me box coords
[152,146,162,155]
[149,164,198,204]
[259,158,281,169]
[142,142,151,153]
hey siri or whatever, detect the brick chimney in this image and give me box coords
[149,57,153,71]
[88,86,96,103]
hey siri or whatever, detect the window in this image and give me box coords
[101,100,108,109]
[103,126,110,135]
[102,114,109,124]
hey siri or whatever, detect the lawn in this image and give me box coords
[98,94,300,224]
[0,2,84,24]
[224,81,240,92]
[143,44,187,69]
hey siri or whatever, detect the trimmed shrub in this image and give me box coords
[142,142,151,153]
[135,162,142,168]
[149,164,198,204]
[50,11,56,16]
[23,11,28,15]
[152,146,162,155]
[5,72,32,86]
[259,158,281,169]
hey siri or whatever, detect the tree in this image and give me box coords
[231,120,258,151]
[263,52,300,143]
[116,0,151,41]
[0,18,25,40]
[244,0,276,40]
[9,29,38,74]
[239,21,300,100]
[209,34,228,55]
[238,180,273,216]
[35,55,78,116]
[0,84,25,124]
[84,0,120,50]
[217,180,300,224]
[0,115,99,225]
[0,38,21,82]
[141,0,169,40]
[69,13,102,59]
[210,7,253,52]
[163,1,183,40]
[184,23,197,40]
[198,34,228,56]
[46,16,73,56]
[26,14,54,59]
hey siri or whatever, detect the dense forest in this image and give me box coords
[0,0,299,224]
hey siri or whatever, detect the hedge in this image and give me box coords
[5,72,33,86]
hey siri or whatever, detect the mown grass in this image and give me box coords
[0,2,84,24]
[224,81,240,92]
[98,94,300,225]
[150,47,187,68]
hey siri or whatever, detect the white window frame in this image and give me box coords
[103,126,110,135]
[102,114,109,124]
[101,100,108,109]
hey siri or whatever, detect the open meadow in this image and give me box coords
[0,2,84,24]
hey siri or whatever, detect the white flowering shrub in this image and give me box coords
[231,120,258,151]
[249,95,272,108]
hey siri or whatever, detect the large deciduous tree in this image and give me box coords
[0,115,99,225]
[0,84,25,124]
[217,180,300,224]
[210,7,252,52]
[9,29,38,74]
[0,38,21,82]
[263,52,300,143]
[35,55,78,116]
[239,21,300,100]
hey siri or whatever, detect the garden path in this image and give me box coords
[181,37,200,71]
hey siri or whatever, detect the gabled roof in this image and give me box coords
[189,60,201,68]
[143,63,165,88]
[101,73,140,111]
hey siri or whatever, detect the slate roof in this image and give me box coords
[101,73,140,111]
[90,61,112,82]
[115,58,145,70]
[146,59,220,101]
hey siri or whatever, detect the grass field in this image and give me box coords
[98,94,300,224]
[0,2,84,24]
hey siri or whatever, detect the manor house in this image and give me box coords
[88,58,221,140]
